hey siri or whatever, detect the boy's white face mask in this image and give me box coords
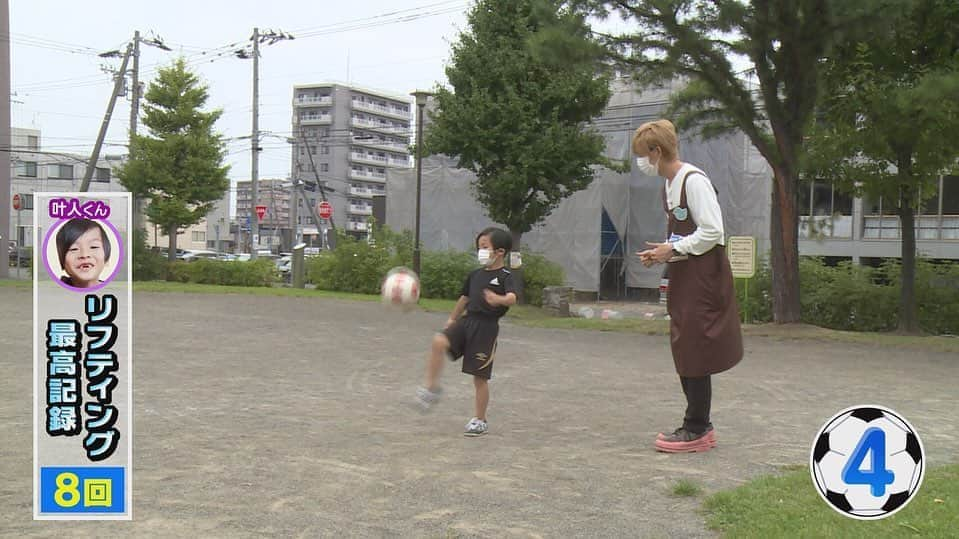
[477,248,492,266]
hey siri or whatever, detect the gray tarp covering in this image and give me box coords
[386,81,772,293]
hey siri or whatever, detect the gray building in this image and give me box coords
[8,127,126,249]
[235,178,291,251]
[797,176,959,263]
[290,83,412,242]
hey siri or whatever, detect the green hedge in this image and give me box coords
[739,257,959,334]
[305,227,566,305]
[132,229,167,281]
[306,227,412,294]
[420,250,477,299]
[519,253,566,306]
[167,259,279,287]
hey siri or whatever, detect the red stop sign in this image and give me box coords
[318,201,332,220]
[12,193,21,210]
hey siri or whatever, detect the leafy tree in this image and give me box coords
[118,58,229,262]
[805,0,959,333]
[426,0,612,249]
[558,0,902,323]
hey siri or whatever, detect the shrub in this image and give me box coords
[167,259,278,287]
[305,226,412,294]
[132,229,166,281]
[741,256,959,334]
[420,250,477,299]
[519,252,566,306]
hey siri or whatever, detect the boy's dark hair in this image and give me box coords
[475,227,512,252]
[56,218,111,268]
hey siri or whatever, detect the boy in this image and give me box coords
[416,227,517,436]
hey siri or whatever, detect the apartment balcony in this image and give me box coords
[351,137,409,154]
[299,114,332,125]
[349,186,374,198]
[351,99,410,121]
[294,96,333,107]
[349,170,386,183]
[387,156,411,168]
[346,221,369,232]
[349,204,373,216]
[349,151,388,167]
[350,118,407,135]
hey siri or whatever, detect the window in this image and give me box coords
[798,181,812,215]
[812,182,832,216]
[16,161,37,177]
[27,135,39,151]
[310,146,316,155]
[920,180,940,215]
[49,164,73,179]
[942,175,959,215]
[800,180,853,238]
[320,163,329,173]
[834,189,852,216]
[321,145,330,155]
[95,167,111,181]
[192,231,206,242]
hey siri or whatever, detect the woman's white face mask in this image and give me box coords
[636,155,659,176]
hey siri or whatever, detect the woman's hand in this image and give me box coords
[637,241,674,267]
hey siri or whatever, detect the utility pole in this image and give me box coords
[249,27,260,260]
[300,130,336,235]
[289,173,299,249]
[129,31,144,231]
[80,43,132,192]
[0,0,11,277]
[231,28,293,257]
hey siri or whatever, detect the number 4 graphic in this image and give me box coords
[842,427,896,497]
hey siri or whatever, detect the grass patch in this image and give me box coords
[0,279,31,289]
[133,281,381,301]
[704,464,959,538]
[741,323,959,354]
[671,479,703,497]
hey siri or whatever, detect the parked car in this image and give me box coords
[8,241,31,267]
[180,250,220,262]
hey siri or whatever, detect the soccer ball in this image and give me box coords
[810,405,925,519]
[381,267,420,307]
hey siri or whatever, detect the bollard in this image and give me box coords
[292,242,306,289]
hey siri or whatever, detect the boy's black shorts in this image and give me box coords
[442,315,499,379]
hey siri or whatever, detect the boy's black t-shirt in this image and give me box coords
[461,267,516,318]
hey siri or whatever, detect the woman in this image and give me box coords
[635,119,743,453]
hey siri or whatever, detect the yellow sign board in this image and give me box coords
[728,236,756,278]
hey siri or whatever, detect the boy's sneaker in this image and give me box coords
[464,417,488,437]
[415,386,442,411]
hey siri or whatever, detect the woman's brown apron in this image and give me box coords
[662,171,743,377]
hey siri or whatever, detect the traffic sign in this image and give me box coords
[12,193,21,211]
[317,201,332,220]
[255,205,267,221]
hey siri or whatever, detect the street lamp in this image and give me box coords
[410,90,433,277]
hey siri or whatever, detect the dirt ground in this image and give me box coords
[1,287,956,538]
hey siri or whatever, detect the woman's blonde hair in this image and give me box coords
[632,119,679,161]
